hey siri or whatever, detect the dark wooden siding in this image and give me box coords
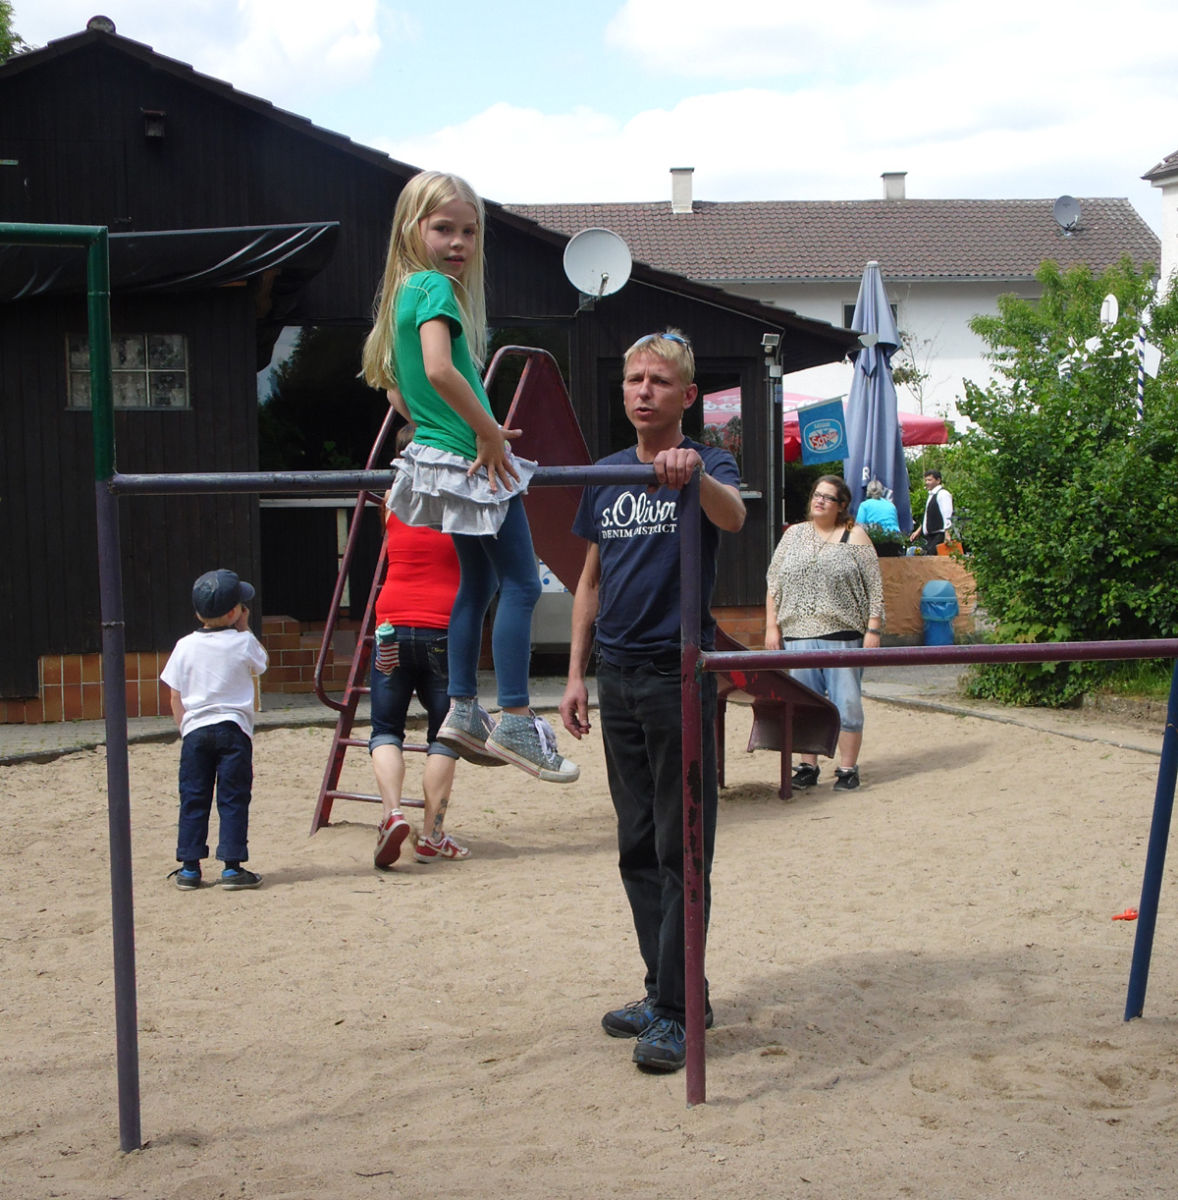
[0,288,258,697]
[260,504,384,624]
[0,34,850,696]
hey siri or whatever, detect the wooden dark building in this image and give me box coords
[0,21,854,706]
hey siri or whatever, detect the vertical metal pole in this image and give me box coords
[679,472,706,1104]
[765,359,779,565]
[1124,659,1178,1020]
[88,231,142,1149]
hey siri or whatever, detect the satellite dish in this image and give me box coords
[563,228,632,301]
[1052,195,1081,234]
[1100,294,1119,326]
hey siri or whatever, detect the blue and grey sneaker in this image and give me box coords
[219,867,263,890]
[486,711,579,783]
[168,866,202,891]
[633,1017,687,1072]
[603,998,714,1039]
[436,699,508,767]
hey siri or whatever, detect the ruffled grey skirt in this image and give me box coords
[388,442,537,537]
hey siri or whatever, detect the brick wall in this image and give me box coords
[0,615,359,725]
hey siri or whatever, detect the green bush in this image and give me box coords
[955,258,1178,705]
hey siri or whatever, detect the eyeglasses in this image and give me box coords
[812,492,841,504]
[636,332,689,347]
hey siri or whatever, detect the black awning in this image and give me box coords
[0,221,340,300]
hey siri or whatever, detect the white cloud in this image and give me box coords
[16,0,1175,227]
[18,0,390,97]
[376,74,1176,219]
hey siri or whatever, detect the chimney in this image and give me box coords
[882,171,907,201]
[671,167,694,214]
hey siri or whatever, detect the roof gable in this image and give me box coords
[1144,148,1178,184]
[0,25,407,175]
[507,197,1160,284]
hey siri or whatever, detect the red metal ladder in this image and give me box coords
[307,403,431,833]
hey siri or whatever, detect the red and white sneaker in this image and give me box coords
[414,833,470,863]
[374,810,411,868]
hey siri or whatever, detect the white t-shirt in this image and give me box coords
[161,628,268,739]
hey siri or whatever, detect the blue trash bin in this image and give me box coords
[920,579,959,646]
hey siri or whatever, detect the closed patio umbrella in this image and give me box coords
[842,261,912,533]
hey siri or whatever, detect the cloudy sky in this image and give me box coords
[15,0,1177,230]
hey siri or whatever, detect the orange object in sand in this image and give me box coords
[1112,908,1139,921]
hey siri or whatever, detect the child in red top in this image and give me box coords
[370,426,494,867]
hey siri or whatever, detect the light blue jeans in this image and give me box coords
[447,495,541,708]
[779,637,864,732]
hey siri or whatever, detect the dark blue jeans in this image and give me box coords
[368,626,456,757]
[176,720,253,863]
[596,655,718,1022]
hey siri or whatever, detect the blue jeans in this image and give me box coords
[780,637,865,732]
[176,720,253,863]
[368,626,458,759]
[597,655,718,1022]
[448,495,541,708]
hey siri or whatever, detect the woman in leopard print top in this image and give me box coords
[764,474,884,792]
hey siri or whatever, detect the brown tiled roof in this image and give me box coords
[506,198,1159,284]
[1143,149,1178,183]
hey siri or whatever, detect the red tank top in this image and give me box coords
[374,511,460,629]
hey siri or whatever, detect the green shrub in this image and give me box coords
[956,258,1178,705]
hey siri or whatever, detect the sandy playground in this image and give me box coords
[3,696,1178,1199]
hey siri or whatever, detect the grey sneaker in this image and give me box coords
[436,699,508,767]
[791,763,820,790]
[486,711,579,783]
[833,766,860,791]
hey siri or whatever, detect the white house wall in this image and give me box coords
[1156,179,1178,298]
[725,280,1039,425]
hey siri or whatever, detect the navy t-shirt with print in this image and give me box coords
[572,440,740,667]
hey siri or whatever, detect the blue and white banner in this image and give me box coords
[797,398,848,464]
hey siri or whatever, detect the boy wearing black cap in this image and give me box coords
[161,569,269,890]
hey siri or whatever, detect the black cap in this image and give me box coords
[192,569,255,619]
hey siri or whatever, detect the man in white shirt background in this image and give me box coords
[911,469,953,553]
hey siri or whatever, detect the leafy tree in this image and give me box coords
[0,2,28,61]
[954,257,1178,705]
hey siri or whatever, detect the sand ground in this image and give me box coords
[3,697,1177,1199]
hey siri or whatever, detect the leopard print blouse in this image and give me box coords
[766,520,885,639]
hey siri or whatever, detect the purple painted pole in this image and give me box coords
[678,472,707,1105]
[1124,659,1178,1018]
[95,480,141,1150]
[87,231,142,1152]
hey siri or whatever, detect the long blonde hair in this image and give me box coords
[361,170,487,390]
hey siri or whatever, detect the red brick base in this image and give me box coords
[0,615,359,725]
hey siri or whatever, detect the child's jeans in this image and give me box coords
[176,720,253,862]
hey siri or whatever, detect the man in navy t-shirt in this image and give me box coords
[559,329,745,1073]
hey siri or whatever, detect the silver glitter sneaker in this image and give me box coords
[436,698,507,767]
[485,711,579,783]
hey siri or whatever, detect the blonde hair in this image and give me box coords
[361,171,487,390]
[622,328,695,385]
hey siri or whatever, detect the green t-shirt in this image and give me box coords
[393,270,492,459]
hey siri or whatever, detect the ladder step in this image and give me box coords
[325,789,424,810]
